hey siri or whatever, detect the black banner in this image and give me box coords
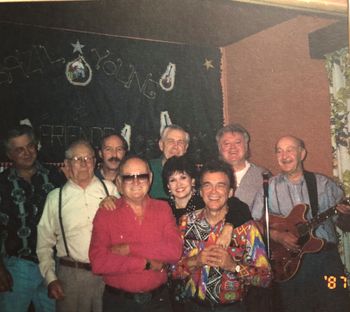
[0,22,223,163]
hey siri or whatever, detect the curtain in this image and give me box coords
[325,47,350,282]
[0,22,223,163]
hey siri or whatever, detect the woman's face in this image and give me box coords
[167,171,195,201]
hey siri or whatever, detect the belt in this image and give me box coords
[105,284,166,304]
[58,258,91,271]
[20,255,39,264]
[9,254,39,264]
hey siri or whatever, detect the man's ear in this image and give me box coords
[149,172,153,185]
[6,151,13,161]
[159,139,164,152]
[116,176,123,194]
[301,148,307,161]
[184,143,189,153]
[62,159,71,180]
[228,188,234,198]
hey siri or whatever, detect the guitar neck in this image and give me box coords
[308,206,338,229]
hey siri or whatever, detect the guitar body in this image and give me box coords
[270,204,324,282]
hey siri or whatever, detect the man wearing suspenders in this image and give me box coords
[37,139,119,312]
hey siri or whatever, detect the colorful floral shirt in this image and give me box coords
[173,209,272,304]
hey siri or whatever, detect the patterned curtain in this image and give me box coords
[326,47,350,282]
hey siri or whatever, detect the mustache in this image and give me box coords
[107,157,121,162]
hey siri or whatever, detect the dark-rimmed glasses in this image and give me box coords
[121,173,150,184]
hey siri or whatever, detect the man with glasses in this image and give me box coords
[37,139,118,312]
[96,133,128,186]
[0,124,66,312]
[150,124,190,199]
[89,155,182,312]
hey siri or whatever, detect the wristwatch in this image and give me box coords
[145,260,151,270]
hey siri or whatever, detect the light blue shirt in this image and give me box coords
[252,173,344,243]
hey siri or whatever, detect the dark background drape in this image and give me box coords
[0,22,223,163]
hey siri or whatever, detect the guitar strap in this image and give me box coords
[303,171,319,217]
[58,177,110,257]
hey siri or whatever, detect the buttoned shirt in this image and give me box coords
[0,162,65,261]
[251,173,343,243]
[37,176,118,284]
[173,210,272,304]
[89,196,182,292]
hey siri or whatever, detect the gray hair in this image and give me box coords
[65,139,95,159]
[215,123,250,145]
[160,124,190,144]
[4,125,37,151]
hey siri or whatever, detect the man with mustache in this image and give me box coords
[96,133,128,187]
[252,135,350,312]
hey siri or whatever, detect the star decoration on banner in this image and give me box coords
[71,40,85,54]
[203,58,214,70]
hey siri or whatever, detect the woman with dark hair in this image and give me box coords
[163,156,245,311]
[162,155,204,223]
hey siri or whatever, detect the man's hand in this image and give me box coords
[195,245,238,271]
[336,201,350,231]
[271,229,300,252]
[149,259,164,272]
[336,202,350,215]
[99,196,118,210]
[110,243,130,256]
[216,224,233,248]
[196,245,224,267]
[0,264,13,292]
[48,280,65,300]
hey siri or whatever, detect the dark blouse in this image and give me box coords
[167,192,252,227]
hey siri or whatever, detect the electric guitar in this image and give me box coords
[269,202,344,282]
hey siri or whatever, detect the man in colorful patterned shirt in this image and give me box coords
[0,125,65,312]
[174,159,271,311]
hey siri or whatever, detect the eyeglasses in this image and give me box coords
[69,156,95,164]
[11,142,37,156]
[121,173,150,184]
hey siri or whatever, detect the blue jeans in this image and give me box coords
[0,257,55,312]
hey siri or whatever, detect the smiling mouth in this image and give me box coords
[175,187,186,192]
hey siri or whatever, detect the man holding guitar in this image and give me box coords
[252,135,350,312]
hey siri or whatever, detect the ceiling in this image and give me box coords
[0,0,346,54]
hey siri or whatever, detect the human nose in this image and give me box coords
[22,146,32,156]
[80,158,88,166]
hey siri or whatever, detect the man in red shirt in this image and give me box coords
[89,155,183,312]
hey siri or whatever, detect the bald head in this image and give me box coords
[275,135,306,180]
[275,135,305,152]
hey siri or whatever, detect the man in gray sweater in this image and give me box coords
[216,123,269,218]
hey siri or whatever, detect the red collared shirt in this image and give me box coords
[89,196,182,292]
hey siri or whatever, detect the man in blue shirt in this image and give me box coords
[252,135,350,312]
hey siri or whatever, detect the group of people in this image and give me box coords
[0,123,349,312]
